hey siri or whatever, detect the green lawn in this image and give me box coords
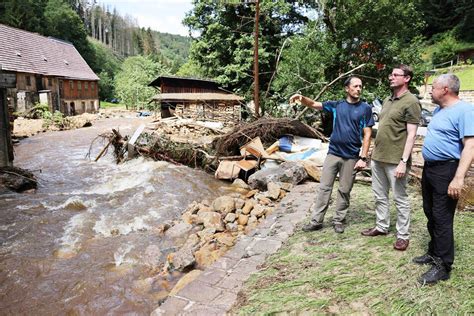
[233,183,474,315]
[99,101,127,109]
[427,65,474,90]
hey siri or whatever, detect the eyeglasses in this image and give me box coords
[388,73,406,78]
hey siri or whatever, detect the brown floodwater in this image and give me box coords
[0,115,230,315]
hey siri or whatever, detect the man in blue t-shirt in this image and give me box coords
[414,74,474,285]
[289,76,374,233]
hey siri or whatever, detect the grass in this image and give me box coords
[232,183,474,315]
[427,65,474,90]
[99,101,127,109]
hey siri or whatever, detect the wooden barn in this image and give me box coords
[0,24,99,116]
[149,76,243,122]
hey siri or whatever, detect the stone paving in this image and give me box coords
[151,182,317,316]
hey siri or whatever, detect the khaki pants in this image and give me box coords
[310,154,357,225]
[371,160,411,239]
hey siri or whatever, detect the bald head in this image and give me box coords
[434,74,460,95]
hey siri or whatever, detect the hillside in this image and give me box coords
[427,65,474,90]
[152,31,191,71]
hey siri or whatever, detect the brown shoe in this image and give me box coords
[361,227,388,237]
[394,238,409,251]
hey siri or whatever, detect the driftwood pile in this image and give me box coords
[98,118,328,173]
[212,118,327,156]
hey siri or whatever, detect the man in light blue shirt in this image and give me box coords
[414,74,474,285]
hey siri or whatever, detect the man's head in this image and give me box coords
[344,76,363,102]
[389,64,413,89]
[431,73,460,105]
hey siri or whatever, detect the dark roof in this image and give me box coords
[152,92,244,102]
[0,24,99,81]
[148,75,218,87]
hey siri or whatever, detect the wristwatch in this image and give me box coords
[401,157,408,163]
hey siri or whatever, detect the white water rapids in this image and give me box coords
[0,115,231,314]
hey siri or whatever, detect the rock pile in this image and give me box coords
[163,180,293,272]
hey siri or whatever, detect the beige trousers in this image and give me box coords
[310,154,357,225]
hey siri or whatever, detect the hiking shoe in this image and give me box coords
[418,258,450,285]
[413,254,434,265]
[302,222,323,232]
[333,223,344,234]
[394,238,409,251]
[361,227,388,237]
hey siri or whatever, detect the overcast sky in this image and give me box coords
[97,0,194,36]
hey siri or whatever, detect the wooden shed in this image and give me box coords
[149,76,244,122]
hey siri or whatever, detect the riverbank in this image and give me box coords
[151,180,473,314]
[12,106,139,138]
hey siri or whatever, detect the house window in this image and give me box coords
[91,82,95,90]
[26,75,31,86]
[85,82,88,91]
[70,80,74,90]
[48,78,53,86]
[78,81,82,91]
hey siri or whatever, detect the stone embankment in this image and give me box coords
[152,182,316,315]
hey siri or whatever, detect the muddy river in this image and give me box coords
[0,115,230,314]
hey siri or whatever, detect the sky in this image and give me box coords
[97,0,194,36]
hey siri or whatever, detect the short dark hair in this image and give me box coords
[344,76,362,87]
[394,64,413,83]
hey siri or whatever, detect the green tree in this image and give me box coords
[89,39,122,100]
[183,0,314,102]
[0,0,48,33]
[44,0,95,69]
[274,0,425,105]
[417,0,474,41]
[114,56,170,110]
[176,60,206,78]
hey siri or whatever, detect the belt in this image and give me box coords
[425,159,459,167]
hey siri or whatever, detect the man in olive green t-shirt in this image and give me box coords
[361,64,421,251]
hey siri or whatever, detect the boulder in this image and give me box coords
[194,243,226,267]
[266,182,282,200]
[248,161,307,191]
[224,212,236,223]
[235,198,245,210]
[168,234,199,271]
[211,196,235,214]
[242,199,256,215]
[215,232,236,247]
[237,214,249,226]
[231,178,250,189]
[245,189,259,198]
[166,222,193,239]
[250,204,265,218]
[226,222,238,232]
[197,227,216,241]
[198,211,225,231]
[303,161,323,182]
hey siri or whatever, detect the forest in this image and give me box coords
[1,0,473,112]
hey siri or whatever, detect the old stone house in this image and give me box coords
[0,23,99,116]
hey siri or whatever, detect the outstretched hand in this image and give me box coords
[289,94,302,105]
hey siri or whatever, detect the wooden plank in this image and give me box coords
[0,72,16,88]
